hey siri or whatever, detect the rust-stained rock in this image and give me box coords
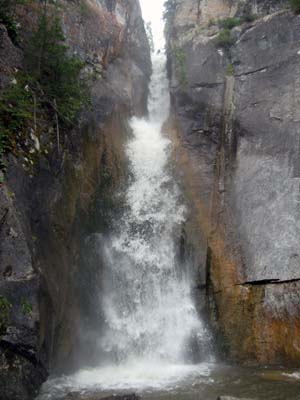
[166,0,300,366]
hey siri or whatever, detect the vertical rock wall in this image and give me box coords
[0,1,151,398]
[166,0,300,365]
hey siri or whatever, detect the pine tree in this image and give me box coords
[26,10,88,127]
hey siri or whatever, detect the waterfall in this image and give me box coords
[98,1,209,367]
[76,0,212,386]
[37,2,212,396]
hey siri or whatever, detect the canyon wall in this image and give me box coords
[0,1,151,398]
[166,0,300,365]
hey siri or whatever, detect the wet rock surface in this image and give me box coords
[166,0,300,365]
[0,0,151,398]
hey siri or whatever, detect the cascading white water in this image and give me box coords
[37,2,212,397]
[98,0,208,368]
[93,0,211,378]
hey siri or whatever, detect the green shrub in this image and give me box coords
[0,0,30,43]
[0,12,18,43]
[173,47,188,86]
[0,74,34,170]
[226,63,234,76]
[218,17,241,29]
[0,295,12,334]
[21,299,33,316]
[290,0,300,13]
[208,18,216,27]
[241,13,257,23]
[217,14,256,32]
[216,29,235,48]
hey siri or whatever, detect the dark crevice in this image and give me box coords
[235,65,269,77]
[197,0,201,22]
[191,82,224,89]
[235,52,300,78]
[212,277,300,294]
[241,277,300,286]
[0,208,8,230]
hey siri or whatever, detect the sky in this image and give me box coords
[139,0,166,50]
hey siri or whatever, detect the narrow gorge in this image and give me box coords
[0,0,300,400]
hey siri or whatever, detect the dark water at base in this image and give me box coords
[38,363,300,400]
[140,365,300,400]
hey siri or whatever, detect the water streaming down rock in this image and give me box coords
[37,2,212,396]
[98,0,211,370]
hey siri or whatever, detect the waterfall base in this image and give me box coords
[37,363,300,400]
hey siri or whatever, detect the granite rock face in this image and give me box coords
[166,0,300,365]
[0,1,151,398]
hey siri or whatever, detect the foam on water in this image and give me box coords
[40,361,214,397]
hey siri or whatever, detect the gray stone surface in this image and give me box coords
[167,0,300,364]
[232,13,300,282]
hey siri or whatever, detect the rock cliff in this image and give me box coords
[166,0,300,366]
[0,1,151,398]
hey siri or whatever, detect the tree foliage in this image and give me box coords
[290,0,300,13]
[0,4,89,172]
[25,12,88,126]
[0,0,29,43]
[216,29,235,48]
[0,74,34,170]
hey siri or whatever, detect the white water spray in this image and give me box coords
[93,0,211,381]
[100,5,204,364]
[38,2,212,396]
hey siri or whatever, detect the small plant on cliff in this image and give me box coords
[216,29,235,48]
[0,0,30,43]
[208,18,217,27]
[290,0,300,13]
[216,14,256,31]
[241,13,257,23]
[173,47,188,87]
[21,299,33,316]
[0,73,34,171]
[218,17,241,30]
[226,63,234,76]
[0,295,12,334]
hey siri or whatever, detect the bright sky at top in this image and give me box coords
[139,0,166,50]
